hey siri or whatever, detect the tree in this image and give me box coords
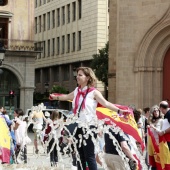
[50,85,68,94]
[91,42,108,86]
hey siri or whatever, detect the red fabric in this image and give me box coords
[43,123,52,142]
[73,87,95,114]
[148,128,159,152]
[159,133,170,143]
[0,147,10,163]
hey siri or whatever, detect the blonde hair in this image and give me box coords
[77,67,97,87]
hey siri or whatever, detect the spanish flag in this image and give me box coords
[96,104,145,151]
[0,116,11,163]
[148,127,162,169]
[159,133,170,170]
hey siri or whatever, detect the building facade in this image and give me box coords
[0,0,38,113]
[34,0,109,105]
[109,0,170,108]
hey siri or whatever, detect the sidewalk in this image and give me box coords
[1,132,104,170]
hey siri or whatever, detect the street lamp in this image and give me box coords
[44,82,49,96]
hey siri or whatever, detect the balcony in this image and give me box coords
[0,38,43,52]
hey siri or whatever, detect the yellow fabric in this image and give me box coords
[0,117,11,149]
[159,141,170,169]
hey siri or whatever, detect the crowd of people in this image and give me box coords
[0,66,170,170]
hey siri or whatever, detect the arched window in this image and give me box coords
[0,0,8,6]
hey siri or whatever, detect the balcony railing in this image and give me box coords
[0,39,43,52]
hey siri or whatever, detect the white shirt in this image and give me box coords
[72,86,98,124]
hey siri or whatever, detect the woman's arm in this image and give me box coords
[94,90,129,113]
[50,91,74,101]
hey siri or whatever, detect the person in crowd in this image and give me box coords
[133,109,145,153]
[43,110,60,167]
[143,107,150,168]
[2,108,9,119]
[30,107,46,154]
[147,105,163,170]
[143,107,150,144]
[13,108,31,163]
[158,101,170,148]
[104,128,138,170]
[50,67,129,170]
[0,106,12,126]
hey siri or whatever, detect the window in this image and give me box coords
[42,41,45,57]
[67,4,70,23]
[52,38,55,56]
[0,0,8,6]
[63,65,69,81]
[78,0,81,19]
[47,12,50,30]
[43,68,50,82]
[53,67,59,82]
[43,14,46,31]
[67,34,70,53]
[78,31,81,50]
[35,17,37,34]
[57,8,60,27]
[62,6,65,25]
[72,32,75,51]
[48,39,50,56]
[35,69,41,83]
[40,42,43,58]
[52,10,55,28]
[44,0,46,4]
[39,15,41,32]
[35,0,37,8]
[39,0,41,6]
[62,35,65,54]
[57,37,60,54]
[72,2,76,21]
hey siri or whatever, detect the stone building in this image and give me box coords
[34,0,109,108]
[0,0,37,113]
[109,0,170,108]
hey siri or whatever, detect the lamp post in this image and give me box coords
[44,82,49,96]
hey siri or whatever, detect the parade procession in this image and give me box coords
[1,0,170,170]
[0,67,170,170]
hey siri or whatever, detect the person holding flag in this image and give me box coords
[50,67,129,170]
[157,101,170,169]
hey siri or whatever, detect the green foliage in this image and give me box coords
[50,85,68,94]
[91,42,108,86]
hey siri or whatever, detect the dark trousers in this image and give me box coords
[75,127,97,170]
[48,138,58,163]
[15,145,27,163]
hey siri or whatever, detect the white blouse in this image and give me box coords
[72,86,98,124]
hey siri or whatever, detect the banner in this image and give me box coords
[0,116,11,163]
[96,105,145,151]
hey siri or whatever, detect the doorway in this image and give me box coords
[0,68,20,119]
[163,47,170,104]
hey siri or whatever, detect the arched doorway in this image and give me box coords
[163,47,170,103]
[0,68,20,118]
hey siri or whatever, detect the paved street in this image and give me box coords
[1,132,104,170]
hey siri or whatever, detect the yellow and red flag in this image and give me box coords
[148,127,162,169]
[148,127,170,170]
[0,116,11,163]
[96,104,145,151]
[159,134,170,170]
